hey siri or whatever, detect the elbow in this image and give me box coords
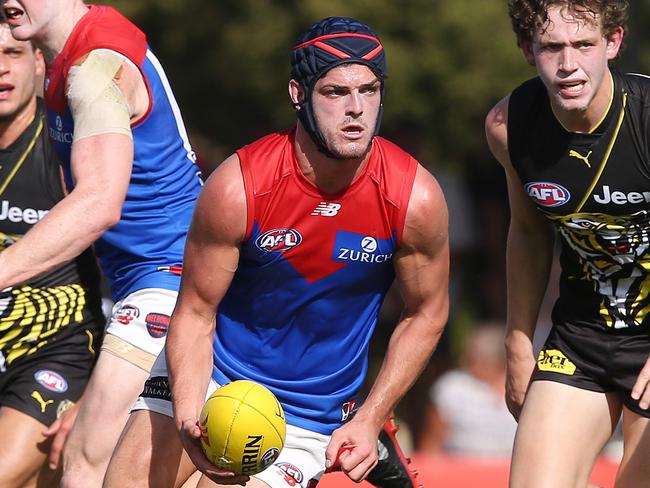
[99,209,121,231]
[91,200,122,233]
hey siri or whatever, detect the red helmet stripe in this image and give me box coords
[313,41,351,59]
[293,32,382,51]
[362,45,384,60]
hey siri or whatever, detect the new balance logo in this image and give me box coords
[569,149,592,168]
[312,202,341,217]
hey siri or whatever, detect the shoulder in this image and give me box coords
[193,154,247,243]
[485,95,511,167]
[237,130,293,161]
[617,71,650,107]
[401,164,448,251]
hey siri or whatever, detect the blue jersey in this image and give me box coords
[213,130,418,434]
[44,6,201,300]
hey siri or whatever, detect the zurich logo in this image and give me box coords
[55,115,63,132]
[525,182,570,207]
[255,228,302,253]
[361,236,378,252]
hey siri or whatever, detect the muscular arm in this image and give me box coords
[485,96,555,418]
[166,155,245,463]
[327,164,450,480]
[0,49,146,288]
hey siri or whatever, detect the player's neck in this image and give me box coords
[0,97,37,149]
[36,3,90,64]
[294,123,371,195]
[552,69,614,133]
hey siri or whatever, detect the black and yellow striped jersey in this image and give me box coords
[508,70,650,331]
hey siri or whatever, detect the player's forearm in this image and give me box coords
[167,311,215,430]
[0,186,117,288]
[505,221,554,359]
[356,312,445,429]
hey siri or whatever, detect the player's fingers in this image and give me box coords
[325,445,352,472]
[181,419,201,439]
[341,448,377,483]
[43,416,62,437]
[632,361,650,408]
[201,465,249,486]
[48,430,67,470]
[505,397,521,421]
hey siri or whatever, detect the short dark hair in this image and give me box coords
[508,0,628,47]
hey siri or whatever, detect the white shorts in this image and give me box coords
[134,352,330,488]
[102,288,178,370]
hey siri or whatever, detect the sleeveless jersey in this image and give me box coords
[212,130,418,434]
[508,70,650,331]
[0,99,103,369]
[44,5,202,301]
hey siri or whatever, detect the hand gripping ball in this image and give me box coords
[199,380,286,475]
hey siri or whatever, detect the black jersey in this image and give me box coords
[0,99,103,369]
[508,71,650,331]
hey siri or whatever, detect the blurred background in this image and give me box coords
[97,0,650,484]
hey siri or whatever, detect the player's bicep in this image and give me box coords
[394,166,449,317]
[176,155,246,316]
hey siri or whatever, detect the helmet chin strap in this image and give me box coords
[296,93,336,158]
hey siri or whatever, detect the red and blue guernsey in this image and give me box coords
[213,129,418,434]
[44,6,202,301]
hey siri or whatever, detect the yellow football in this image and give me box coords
[199,380,286,475]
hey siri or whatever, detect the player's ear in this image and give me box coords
[606,26,624,60]
[288,79,305,109]
[520,41,535,67]
[34,47,45,77]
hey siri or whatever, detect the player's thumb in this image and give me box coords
[325,444,352,472]
[181,419,201,439]
[325,440,342,470]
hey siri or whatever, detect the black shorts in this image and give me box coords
[532,321,650,417]
[0,325,102,426]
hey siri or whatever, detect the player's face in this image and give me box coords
[525,5,623,124]
[1,0,59,42]
[0,24,42,122]
[312,63,381,160]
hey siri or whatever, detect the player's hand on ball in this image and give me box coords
[179,418,250,486]
[325,415,379,483]
[196,380,285,481]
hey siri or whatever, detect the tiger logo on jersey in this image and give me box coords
[551,210,650,328]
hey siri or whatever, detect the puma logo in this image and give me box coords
[569,149,592,168]
[31,391,54,413]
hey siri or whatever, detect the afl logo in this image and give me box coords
[277,462,304,483]
[34,370,68,393]
[525,182,570,207]
[256,228,302,253]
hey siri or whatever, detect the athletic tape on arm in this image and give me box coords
[66,50,133,141]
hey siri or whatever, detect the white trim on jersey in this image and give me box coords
[145,49,197,165]
[627,72,650,80]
